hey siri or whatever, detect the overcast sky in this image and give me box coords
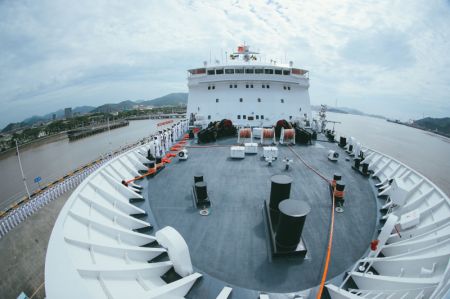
[1,0,449,128]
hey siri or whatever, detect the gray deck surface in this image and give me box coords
[139,136,378,298]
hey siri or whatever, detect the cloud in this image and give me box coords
[0,0,449,128]
[340,30,415,69]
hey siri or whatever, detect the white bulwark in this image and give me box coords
[187,45,312,127]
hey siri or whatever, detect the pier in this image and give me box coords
[126,113,186,121]
[67,120,129,141]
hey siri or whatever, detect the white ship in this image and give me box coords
[187,45,312,128]
[43,46,450,299]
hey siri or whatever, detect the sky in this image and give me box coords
[0,0,449,128]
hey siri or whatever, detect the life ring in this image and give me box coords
[178,151,185,157]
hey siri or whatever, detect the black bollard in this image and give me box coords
[334,182,346,204]
[339,136,347,147]
[195,182,208,201]
[361,163,369,175]
[269,175,293,226]
[194,173,204,184]
[354,158,361,169]
[275,199,311,251]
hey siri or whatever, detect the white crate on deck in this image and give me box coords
[263,146,278,159]
[230,146,245,159]
[244,143,258,154]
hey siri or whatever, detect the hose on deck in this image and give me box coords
[287,146,335,299]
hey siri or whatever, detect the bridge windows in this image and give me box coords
[208,115,211,120]
[216,98,219,103]
[229,84,233,88]
[261,115,264,119]
[234,84,237,88]
[281,99,284,103]
[251,84,254,88]
[283,86,291,90]
[239,98,243,102]
[237,115,241,119]
[289,116,292,120]
[257,98,261,102]
[204,68,292,76]
[243,115,247,119]
[262,84,265,88]
[246,84,249,88]
[256,115,259,120]
[245,84,254,88]
[208,85,216,90]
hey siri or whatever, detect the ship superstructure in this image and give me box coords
[187,45,311,127]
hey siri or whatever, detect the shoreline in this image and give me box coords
[0,132,68,160]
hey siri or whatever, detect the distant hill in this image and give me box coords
[90,93,187,113]
[141,93,187,107]
[92,100,136,113]
[413,117,450,136]
[2,105,96,133]
[2,93,188,133]
[311,105,386,119]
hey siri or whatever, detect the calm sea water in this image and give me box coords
[0,114,448,210]
[326,112,450,196]
[0,119,166,208]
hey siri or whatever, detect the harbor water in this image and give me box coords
[0,119,167,210]
[327,112,450,196]
[0,114,449,211]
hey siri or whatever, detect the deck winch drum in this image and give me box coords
[263,128,274,138]
[239,128,252,138]
[284,129,295,139]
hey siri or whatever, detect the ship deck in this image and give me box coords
[138,136,379,298]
